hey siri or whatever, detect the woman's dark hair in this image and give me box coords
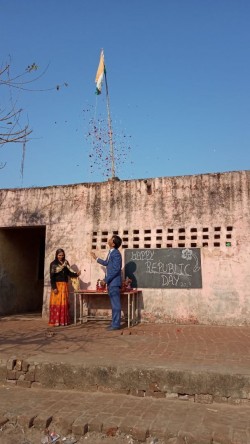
[112,235,122,249]
[55,248,65,260]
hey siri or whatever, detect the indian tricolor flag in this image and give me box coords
[95,50,105,95]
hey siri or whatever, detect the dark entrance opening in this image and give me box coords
[0,226,46,316]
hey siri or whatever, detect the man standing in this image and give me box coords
[91,235,122,330]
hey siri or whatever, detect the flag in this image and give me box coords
[95,50,105,95]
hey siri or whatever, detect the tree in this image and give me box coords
[0,58,67,172]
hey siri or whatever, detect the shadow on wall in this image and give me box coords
[68,264,90,291]
[123,261,138,289]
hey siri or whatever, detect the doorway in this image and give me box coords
[0,226,46,316]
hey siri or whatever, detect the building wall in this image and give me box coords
[0,170,249,325]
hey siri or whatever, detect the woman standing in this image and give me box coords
[49,248,81,326]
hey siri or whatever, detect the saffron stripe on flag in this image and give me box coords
[95,50,105,95]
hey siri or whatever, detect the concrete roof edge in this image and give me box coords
[0,169,249,192]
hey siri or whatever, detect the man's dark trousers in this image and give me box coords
[109,285,121,328]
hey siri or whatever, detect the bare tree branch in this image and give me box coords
[0,58,67,149]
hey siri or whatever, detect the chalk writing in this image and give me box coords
[161,275,180,287]
[131,250,154,261]
[145,260,191,277]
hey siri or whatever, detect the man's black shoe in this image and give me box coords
[106,326,120,331]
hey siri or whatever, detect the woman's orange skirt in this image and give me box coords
[48,282,70,326]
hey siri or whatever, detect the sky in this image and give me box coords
[0,0,249,189]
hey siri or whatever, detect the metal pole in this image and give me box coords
[104,69,115,179]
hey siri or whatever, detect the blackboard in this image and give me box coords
[124,248,202,289]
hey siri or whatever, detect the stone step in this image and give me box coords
[1,358,250,406]
[0,385,249,444]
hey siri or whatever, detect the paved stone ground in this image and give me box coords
[1,315,250,443]
[1,315,250,374]
[0,384,250,444]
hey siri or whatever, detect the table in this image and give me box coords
[73,290,141,328]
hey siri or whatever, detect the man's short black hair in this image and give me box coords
[112,235,122,249]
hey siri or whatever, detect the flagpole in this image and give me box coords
[104,68,115,179]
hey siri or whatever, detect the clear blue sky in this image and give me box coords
[0,0,249,189]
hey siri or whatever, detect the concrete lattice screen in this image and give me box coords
[91,226,233,250]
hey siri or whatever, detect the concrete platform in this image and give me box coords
[1,315,250,403]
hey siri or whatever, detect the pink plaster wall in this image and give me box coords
[0,170,249,325]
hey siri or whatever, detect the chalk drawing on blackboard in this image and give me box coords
[125,248,202,289]
[181,248,200,272]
